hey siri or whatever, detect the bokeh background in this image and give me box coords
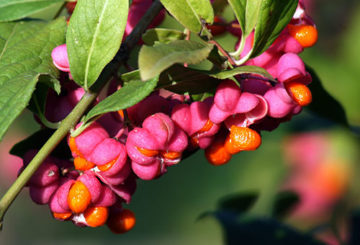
[1,0,359,244]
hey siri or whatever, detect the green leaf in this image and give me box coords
[228,0,262,38]
[0,0,64,22]
[208,65,274,80]
[218,192,259,214]
[158,65,221,94]
[139,40,214,80]
[186,0,214,24]
[212,0,228,15]
[27,76,61,129]
[83,76,158,122]
[213,212,327,245]
[306,65,349,127]
[67,0,128,90]
[10,128,71,159]
[251,0,298,58]
[142,28,186,46]
[272,191,299,219]
[349,210,360,245]
[121,70,141,84]
[0,19,66,141]
[160,0,214,33]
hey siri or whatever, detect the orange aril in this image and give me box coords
[224,126,261,154]
[74,157,95,171]
[136,147,159,157]
[190,135,200,147]
[205,139,232,166]
[161,151,181,160]
[288,24,318,48]
[190,120,215,147]
[67,181,91,214]
[53,212,72,220]
[198,120,214,134]
[118,110,125,120]
[286,81,312,106]
[97,159,117,172]
[69,137,82,157]
[84,206,109,227]
[107,209,136,234]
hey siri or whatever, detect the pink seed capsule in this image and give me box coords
[110,176,137,204]
[131,160,161,181]
[142,113,175,147]
[29,181,59,205]
[126,127,160,165]
[94,185,117,207]
[51,44,70,72]
[97,163,131,185]
[49,179,74,213]
[68,122,109,158]
[56,179,75,212]
[264,83,297,118]
[28,161,59,187]
[88,138,124,166]
[77,171,102,203]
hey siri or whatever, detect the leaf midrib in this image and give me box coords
[0,0,57,8]
[0,23,18,61]
[83,0,109,90]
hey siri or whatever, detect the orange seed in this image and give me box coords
[53,212,72,220]
[67,181,91,214]
[224,126,262,154]
[205,139,232,166]
[107,209,136,234]
[74,157,95,171]
[286,81,312,106]
[84,206,109,227]
[288,24,318,48]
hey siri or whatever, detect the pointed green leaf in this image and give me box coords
[139,40,214,80]
[228,0,262,38]
[0,19,66,141]
[83,76,158,122]
[67,0,128,90]
[186,0,214,24]
[121,70,141,84]
[306,65,349,127]
[158,65,221,94]
[142,28,186,46]
[218,192,259,214]
[208,65,274,81]
[160,0,214,33]
[212,212,327,245]
[251,0,298,58]
[10,128,71,159]
[0,0,64,22]
[272,191,299,219]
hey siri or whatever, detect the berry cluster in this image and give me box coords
[20,0,318,233]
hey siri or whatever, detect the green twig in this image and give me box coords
[0,0,163,230]
[0,91,98,230]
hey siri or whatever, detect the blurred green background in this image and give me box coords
[0,0,359,244]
